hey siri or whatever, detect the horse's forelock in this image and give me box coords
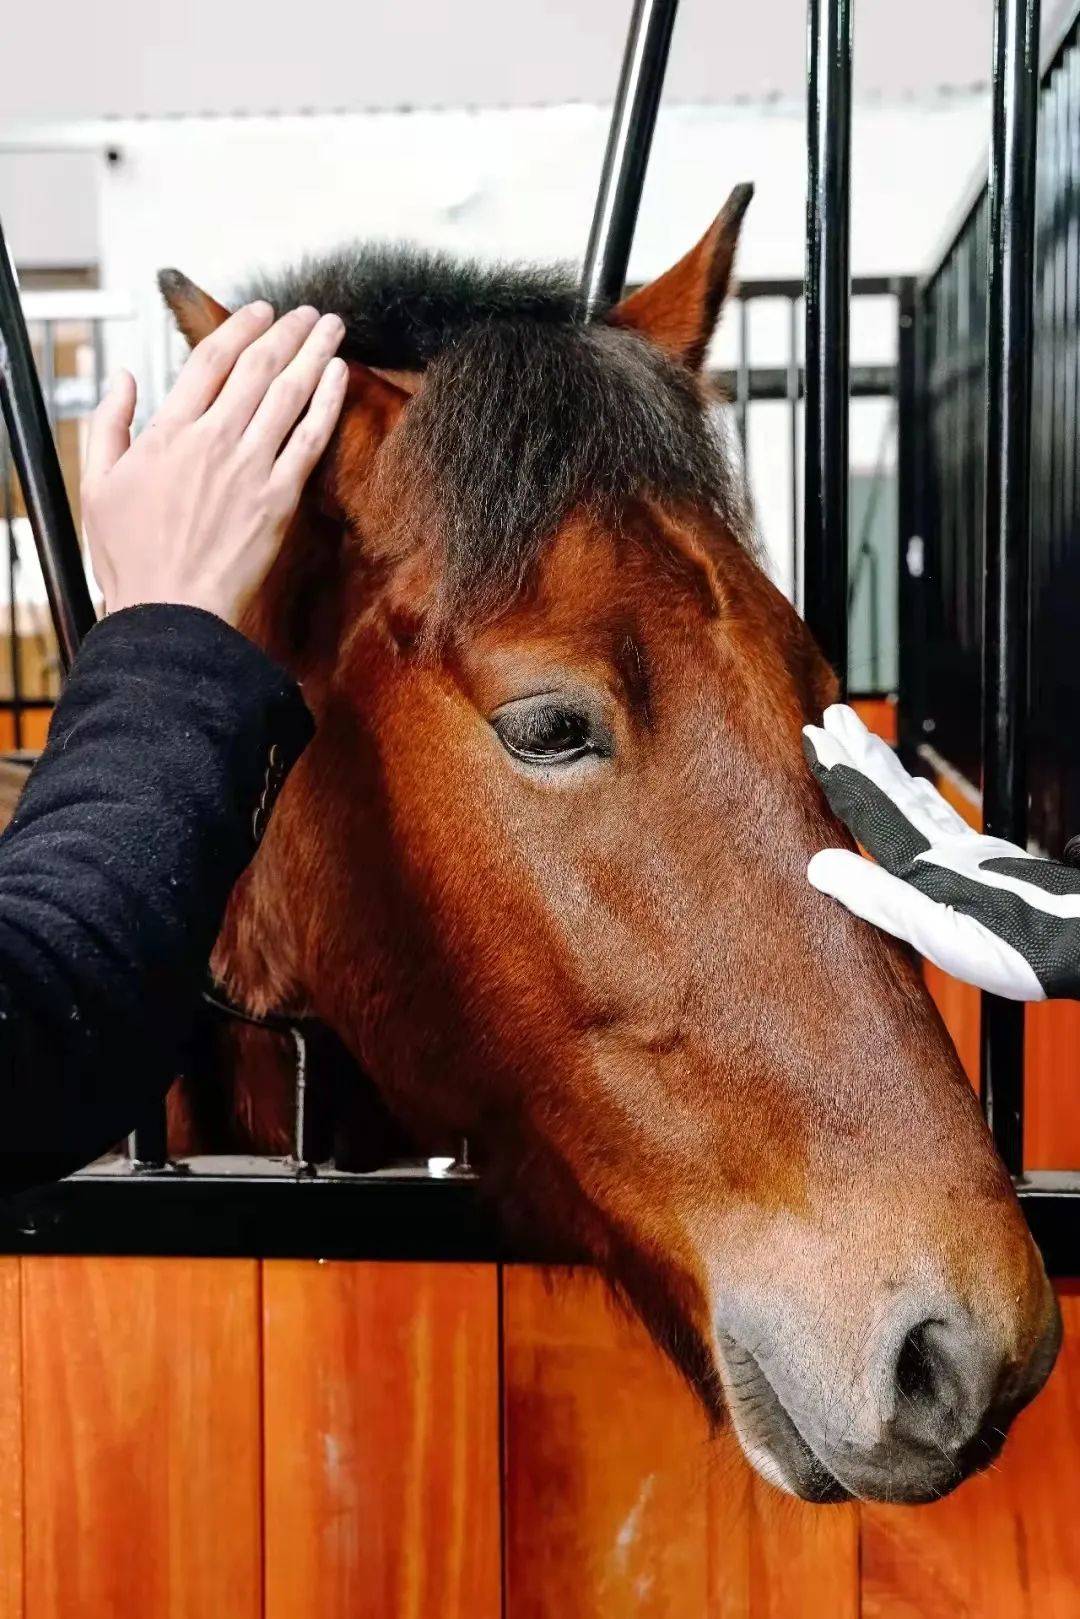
[244,246,751,631]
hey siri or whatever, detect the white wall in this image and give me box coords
[0,150,100,267]
[85,98,988,379]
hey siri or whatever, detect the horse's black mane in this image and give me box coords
[243,244,579,370]
[240,244,742,617]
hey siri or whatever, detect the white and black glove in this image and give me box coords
[802,704,1080,1003]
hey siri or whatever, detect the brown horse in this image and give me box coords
[159,188,1060,1505]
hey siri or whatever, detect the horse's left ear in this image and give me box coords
[157,269,232,347]
[608,183,754,371]
[322,361,410,518]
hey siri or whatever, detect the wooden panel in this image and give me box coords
[0,1261,21,1619]
[861,1283,1080,1618]
[0,713,50,752]
[1025,999,1080,1169]
[21,1257,261,1619]
[503,1266,858,1619]
[926,944,1080,1168]
[262,1260,500,1619]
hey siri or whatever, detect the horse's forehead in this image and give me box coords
[481,504,789,657]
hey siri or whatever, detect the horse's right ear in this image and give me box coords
[157,269,232,347]
[322,362,410,518]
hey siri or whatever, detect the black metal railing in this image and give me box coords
[905,0,1080,1187]
[909,2,1080,856]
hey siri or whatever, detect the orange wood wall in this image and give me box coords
[0,1257,1076,1618]
[0,712,50,753]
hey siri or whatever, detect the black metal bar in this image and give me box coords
[803,0,854,685]
[0,1159,1076,1270]
[0,432,20,751]
[625,275,895,304]
[709,362,897,401]
[39,322,55,432]
[0,217,96,672]
[922,0,1080,298]
[736,298,750,453]
[128,1110,168,1171]
[789,296,801,611]
[980,0,1042,1177]
[738,274,898,300]
[0,697,54,714]
[0,1170,522,1263]
[577,0,680,318]
[895,279,926,759]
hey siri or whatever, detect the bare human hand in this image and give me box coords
[81,301,349,627]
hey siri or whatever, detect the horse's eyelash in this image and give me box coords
[510,704,585,744]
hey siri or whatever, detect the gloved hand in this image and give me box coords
[802,704,1080,1002]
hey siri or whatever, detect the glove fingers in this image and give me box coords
[818,705,956,847]
[807,849,1046,1001]
[802,743,930,874]
[823,704,929,810]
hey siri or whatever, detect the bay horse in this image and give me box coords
[159,188,1060,1505]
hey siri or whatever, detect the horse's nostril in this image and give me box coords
[891,1318,968,1445]
[894,1319,947,1410]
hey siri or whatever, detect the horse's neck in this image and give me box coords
[212,860,309,1021]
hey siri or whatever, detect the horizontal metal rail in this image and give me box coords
[0,1159,1074,1269]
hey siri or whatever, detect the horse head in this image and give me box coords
[161,190,1059,1503]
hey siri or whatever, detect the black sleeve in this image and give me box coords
[0,603,313,1192]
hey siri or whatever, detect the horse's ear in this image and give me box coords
[322,361,410,517]
[157,269,232,347]
[608,183,754,371]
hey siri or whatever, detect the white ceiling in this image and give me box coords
[5,0,1072,124]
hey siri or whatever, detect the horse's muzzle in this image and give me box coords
[716,1279,1062,1504]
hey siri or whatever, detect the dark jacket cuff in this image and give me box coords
[55,604,314,843]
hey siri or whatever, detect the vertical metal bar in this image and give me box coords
[867,545,880,692]
[290,1026,315,1175]
[957,234,972,649]
[804,0,854,688]
[1064,48,1080,580]
[1034,73,1056,601]
[1,431,21,750]
[39,323,56,431]
[128,1113,168,1170]
[980,0,1041,1177]
[577,0,680,318]
[736,297,750,453]
[1070,46,1080,562]
[788,296,801,610]
[91,318,105,405]
[1052,66,1068,577]
[895,279,925,760]
[0,217,96,671]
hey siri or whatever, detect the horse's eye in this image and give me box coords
[492,698,606,767]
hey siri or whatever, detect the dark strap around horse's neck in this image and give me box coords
[202,982,317,1169]
[202,982,309,1036]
